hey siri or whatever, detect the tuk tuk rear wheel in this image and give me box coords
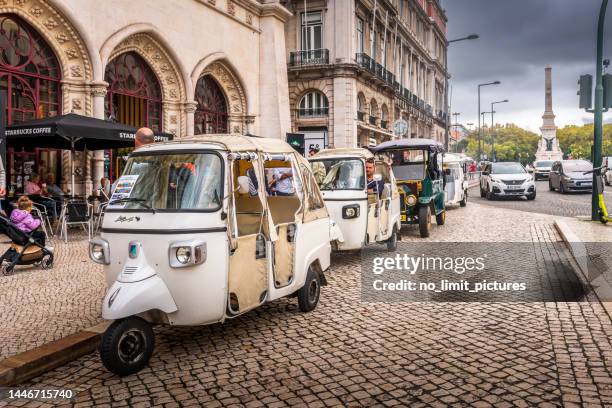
[418,206,431,238]
[436,210,446,226]
[298,266,320,313]
[460,191,467,207]
[99,317,154,376]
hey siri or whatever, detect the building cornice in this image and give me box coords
[260,3,292,22]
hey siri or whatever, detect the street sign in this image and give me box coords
[392,119,408,137]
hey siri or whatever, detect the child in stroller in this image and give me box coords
[0,196,54,275]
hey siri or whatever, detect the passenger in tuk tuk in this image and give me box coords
[366,159,384,197]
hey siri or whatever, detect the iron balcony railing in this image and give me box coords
[297,107,329,118]
[356,53,376,73]
[426,104,432,114]
[289,49,330,67]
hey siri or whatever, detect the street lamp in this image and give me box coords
[444,34,479,151]
[490,99,509,161]
[481,111,494,160]
[477,81,501,160]
[452,112,460,151]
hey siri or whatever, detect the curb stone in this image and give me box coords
[554,219,612,319]
[0,321,110,386]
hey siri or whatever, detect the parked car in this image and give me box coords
[480,162,536,200]
[531,160,554,180]
[549,160,593,193]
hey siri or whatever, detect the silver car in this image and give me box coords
[549,160,593,193]
[480,162,536,200]
[532,160,554,180]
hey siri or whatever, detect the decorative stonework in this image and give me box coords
[0,0,94,116]
[227,1,236,16]
[110,33,185,104]
[246,13,253,25]
[109,32,187,135]
[201,61,247,116]
[71,98,82,111]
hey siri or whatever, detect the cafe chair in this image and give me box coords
[59,200,91,243]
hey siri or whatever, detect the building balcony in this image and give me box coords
[369,115,378,126]
[356,53,375,73]
[297,107,329,118]
[289,49,329,67]
[426,104,432,114]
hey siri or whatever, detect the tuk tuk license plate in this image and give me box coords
[401,214,407,222]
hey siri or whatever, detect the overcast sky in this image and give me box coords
[444,0,612,133]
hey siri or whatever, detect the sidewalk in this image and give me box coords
[555,217,612,317]
[0,232,106,360]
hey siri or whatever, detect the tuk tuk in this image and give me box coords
[309,148,401,251]
[443,153,468,207]
[89,134,332,376]
[371,139,446,238]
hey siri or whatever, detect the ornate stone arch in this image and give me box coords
[199,61,247,133]
[107,32,186,135]
[357,92,367,113]
[0,0,94,115]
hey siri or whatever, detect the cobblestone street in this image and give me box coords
[2,202,610,407]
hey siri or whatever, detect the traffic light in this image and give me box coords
[604,73,612,108]
[578,74,593,110]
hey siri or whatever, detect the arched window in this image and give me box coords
[194,75,228,134]
[298,91,328,117]
[381,104,389,129]
[105,52,162,131]
[0,14,61,124]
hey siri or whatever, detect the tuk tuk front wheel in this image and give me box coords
[418,206,431,238]
[99,317,154,377]
[386,226,398,252]
[298,266,321,313]
[436,210,446,226]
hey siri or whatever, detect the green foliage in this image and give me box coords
[557,123,612,159]
[463,123,539,165]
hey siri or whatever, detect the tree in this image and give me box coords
[464,123,539,165]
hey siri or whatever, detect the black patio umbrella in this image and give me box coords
[5,113,173,196]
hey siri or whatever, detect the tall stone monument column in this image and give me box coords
[536,66,563,161]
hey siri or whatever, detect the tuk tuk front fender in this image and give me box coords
[102,275,178,320]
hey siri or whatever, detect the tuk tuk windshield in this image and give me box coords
[311,159,365,190]
[115,152,223,211]
[389,151,426,180]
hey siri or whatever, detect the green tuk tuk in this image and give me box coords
[371,139,447,238]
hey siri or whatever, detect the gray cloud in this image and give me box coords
[444,0,612,131]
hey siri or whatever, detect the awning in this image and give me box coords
[5,113,173,150]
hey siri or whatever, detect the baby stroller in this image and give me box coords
[0,216,54,275]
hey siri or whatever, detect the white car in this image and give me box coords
[532,160,554,180]
[480,162,536,200]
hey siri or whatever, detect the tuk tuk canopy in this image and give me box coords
[310,148,374,161]
[370,138,445,154]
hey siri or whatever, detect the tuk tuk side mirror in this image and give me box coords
[237,176,251,195]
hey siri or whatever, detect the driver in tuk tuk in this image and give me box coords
[366,159,384,197]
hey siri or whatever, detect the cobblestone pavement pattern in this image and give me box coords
[2,203,612,407]
[0,232,105,359]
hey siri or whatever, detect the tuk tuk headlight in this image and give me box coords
[342,204,360,219]
[405,194,417,206]
[175,247,191,264]
[169,241,206,268]
[89,238,110,265]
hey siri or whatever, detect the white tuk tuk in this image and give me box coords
[89,135,332,376]
[309,148,401,251]
[443,153,468,207]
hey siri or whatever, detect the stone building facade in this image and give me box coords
[283,0,448,151]
[1,0,291,194]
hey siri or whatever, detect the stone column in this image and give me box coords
[182,101,198,137]
[258,3,292,138]
[91,82,108,193]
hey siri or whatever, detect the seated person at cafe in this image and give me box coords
[45,174,64,199]
[24,174,42,195]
